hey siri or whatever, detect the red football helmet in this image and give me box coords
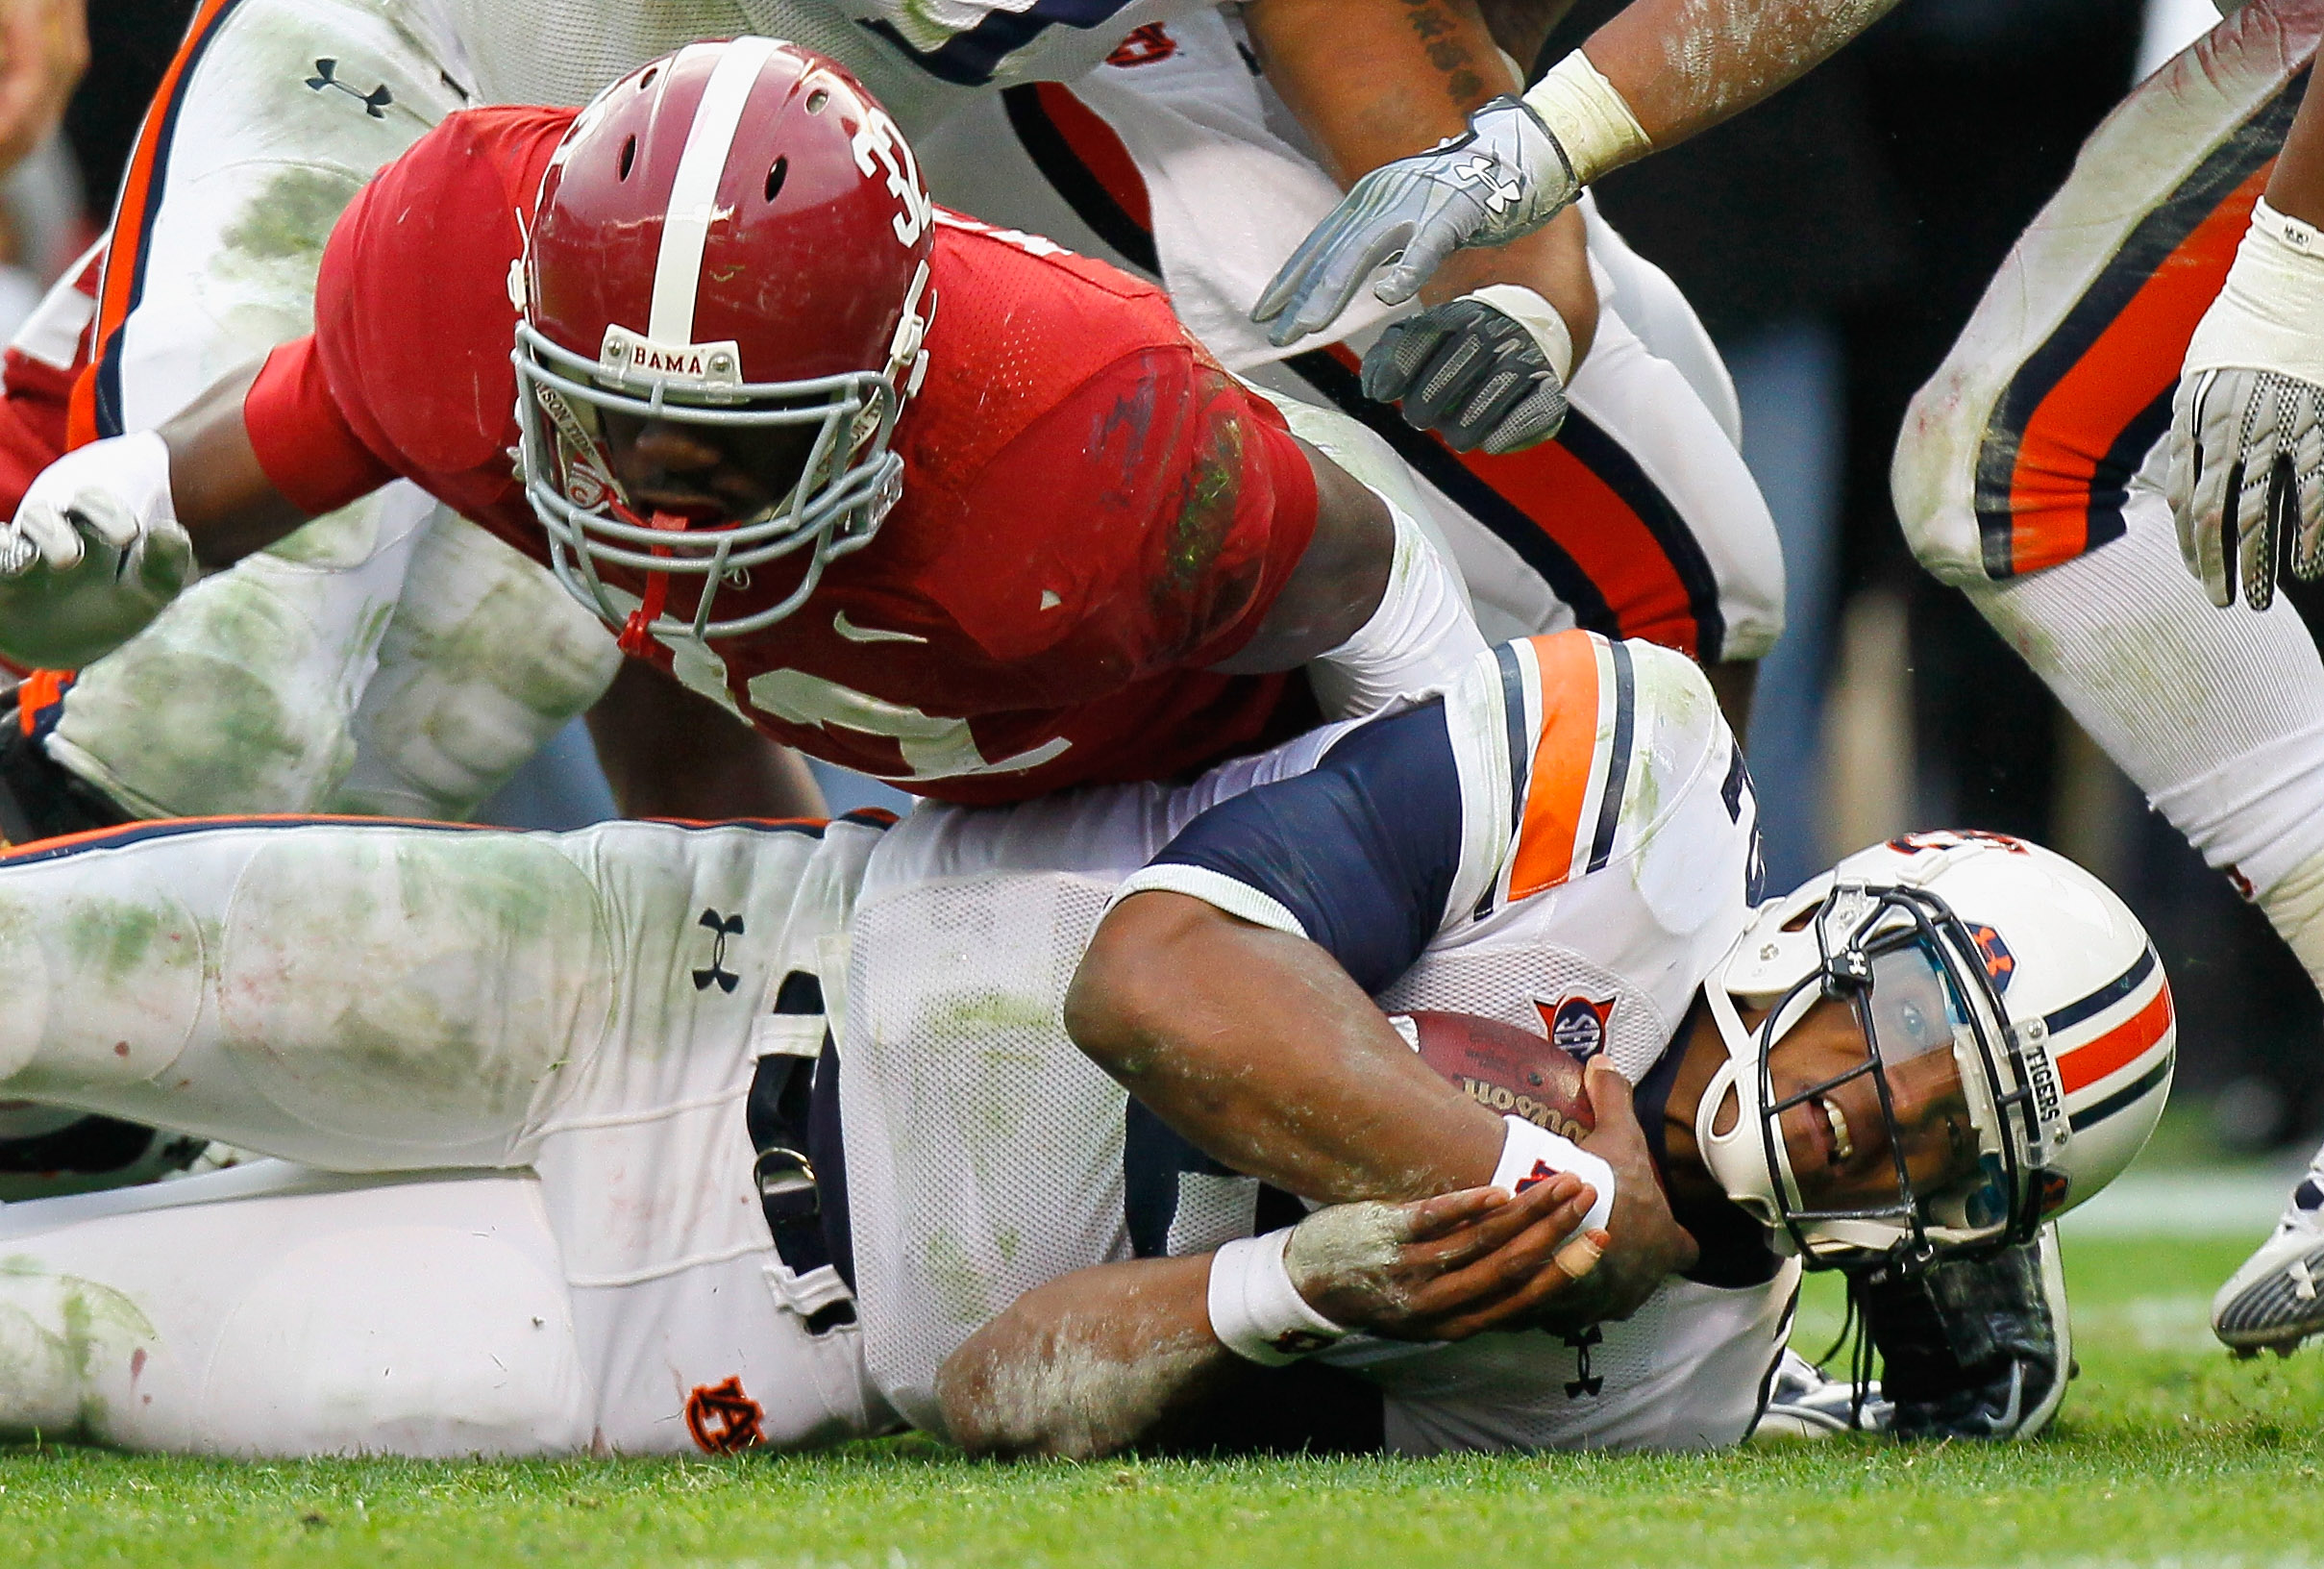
[513,37,936,651]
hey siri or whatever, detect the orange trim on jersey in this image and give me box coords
[13,669,68,735]
[68,0,243,450]
[2004,162,2270,577]
[2057,981,2174,1095]
[1508,631,1603,900]
[0,811,486,862]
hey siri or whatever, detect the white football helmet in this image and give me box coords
[1699,830,2173,1272]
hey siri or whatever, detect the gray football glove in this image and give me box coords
[1362,288,1571,454]
[1253,96,1578,349]
[2168,366,2324,610]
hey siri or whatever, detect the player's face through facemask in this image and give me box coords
[598,410,823,529]
[1753,943,1985,1218]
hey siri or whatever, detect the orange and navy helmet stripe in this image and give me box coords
[1973,71,2307,580]
[1003,79,1728,660]
[2038,945,2175,1133]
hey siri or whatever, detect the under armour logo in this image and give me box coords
[692,909,745,993]
[305,59,393,117]
[1563,1325,1604,1399]
[1448,155,1521,213]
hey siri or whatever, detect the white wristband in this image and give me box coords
[1492,1114,1616,1236]
[2252,195,2324,258]
[2184,198,2324,383]
[1467,284,1576,384]
[1520,50,1651,187]
[1207,1227,1350,1366]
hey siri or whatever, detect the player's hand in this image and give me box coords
[1284,1175,1603,1342]
[1524,1057,1697,1334]
[2168,367,2324,610]
[1362,286,1572,454]
[2166,199,2324,610]
[1251,96,1580,349]
[0,431,193,669]
[0,0,85,178]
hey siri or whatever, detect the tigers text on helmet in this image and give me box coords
[513,37,937,655]
[1697,831,2173,1275]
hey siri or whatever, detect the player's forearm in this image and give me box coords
[585,657,828,820]
[157,363,312,568]
[1249,0,1596,355]
[1065,892,1504,1205]
[2266,71,2324,229]
[1572,0,1903,160]
[936,1257,1237,1458]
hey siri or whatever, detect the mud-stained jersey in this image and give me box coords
[839,630,1791,1454]
[237,108,1320,804]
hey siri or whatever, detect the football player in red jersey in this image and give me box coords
[0,39,1481,806]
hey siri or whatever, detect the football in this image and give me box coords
[1393,1009,1595,1140]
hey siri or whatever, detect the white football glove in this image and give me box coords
[0,430,192,669]
[2167,198,2324,610]
[1361,284,1574,454]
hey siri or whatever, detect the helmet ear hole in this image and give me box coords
[618,135,636,181]
[805,87,828,113]
[1709,1081,1741,1138]
[765,156,788,204]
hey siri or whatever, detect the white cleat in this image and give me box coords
[2213,1172,2324,1355]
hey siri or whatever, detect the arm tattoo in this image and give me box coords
[1398,0,1488,107]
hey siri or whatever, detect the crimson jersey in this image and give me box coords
[240,107,1320,804]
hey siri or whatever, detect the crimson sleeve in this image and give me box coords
[1178,387,1318,667]
[242,336,399,518]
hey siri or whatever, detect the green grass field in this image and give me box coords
[0,1227,2318,1568]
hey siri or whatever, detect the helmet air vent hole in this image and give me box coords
[805,87,828,114]
[765,156,788,204]
[618,135,636,181]
[639,66,658,91]
[1781,899,1825,934]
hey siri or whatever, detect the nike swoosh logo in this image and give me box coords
[832,610,928,645]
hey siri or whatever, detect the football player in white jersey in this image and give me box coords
[0,631,2167,1455]
[1260,0,2324,1361]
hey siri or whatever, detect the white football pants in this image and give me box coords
[1895,0,2324,965]
[0,813,890,1455]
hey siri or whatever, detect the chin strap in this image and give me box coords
[615,509,691,658]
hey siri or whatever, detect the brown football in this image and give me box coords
[1396,1009,1595,1140]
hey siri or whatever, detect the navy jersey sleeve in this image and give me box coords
[1113,701,1464,993]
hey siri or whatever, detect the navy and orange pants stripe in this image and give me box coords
[69,0,248,451]
[1001,81,1736,662]
[1971,70,2308,580]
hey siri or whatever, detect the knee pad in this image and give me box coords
[47,487,435,817]
[329,517,621,821]
[215,827,614,1159]
[197,1221,590,1457]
